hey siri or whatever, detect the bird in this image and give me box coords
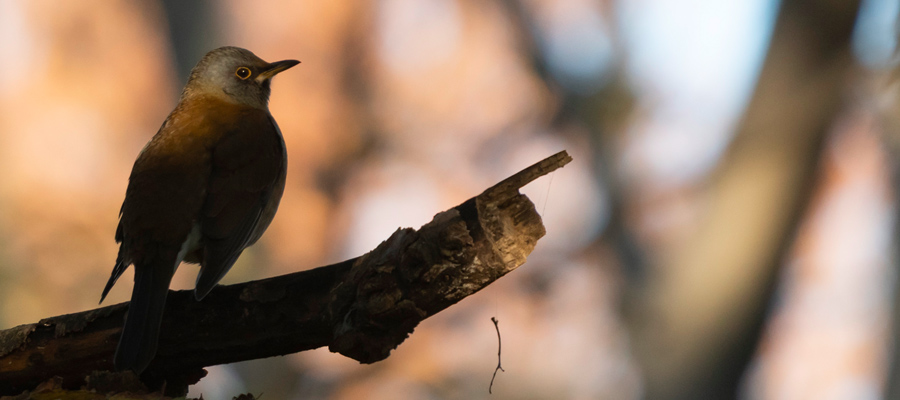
[99,46,299,374]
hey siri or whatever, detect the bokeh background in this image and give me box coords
[1,0,900,399]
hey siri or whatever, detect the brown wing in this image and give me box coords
[101,115,212,302]
[195,109,285,299]
[118,121,212,270]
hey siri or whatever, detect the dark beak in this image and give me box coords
[257,59,300,81]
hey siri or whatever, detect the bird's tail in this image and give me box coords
[114,261,173,374]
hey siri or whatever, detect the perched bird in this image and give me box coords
[99,46,299,374]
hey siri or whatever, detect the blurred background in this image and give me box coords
[1,0,899,399]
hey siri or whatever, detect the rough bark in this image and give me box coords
[0,151,570,397]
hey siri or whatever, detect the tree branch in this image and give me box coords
[0,151,571,397]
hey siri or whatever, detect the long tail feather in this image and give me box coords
[114,262,173,374]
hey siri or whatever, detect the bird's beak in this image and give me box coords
[257,59,300,81]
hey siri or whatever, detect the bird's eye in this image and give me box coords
[235,67,252,80]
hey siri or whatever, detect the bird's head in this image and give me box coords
[182,46,299,109]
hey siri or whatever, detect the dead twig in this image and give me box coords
[489,316,505,394]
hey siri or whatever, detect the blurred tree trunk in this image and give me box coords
[876,54,900,400]
[160,0,223,86]
[626,1,861,399]
[888,224,900,399]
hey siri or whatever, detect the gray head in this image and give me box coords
[182,46,299,109]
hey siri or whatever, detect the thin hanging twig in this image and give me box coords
[489,317,505,394]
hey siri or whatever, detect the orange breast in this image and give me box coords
[120,95,283,267]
